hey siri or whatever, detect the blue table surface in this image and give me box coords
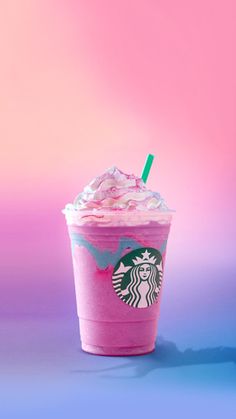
[0,316,235,419]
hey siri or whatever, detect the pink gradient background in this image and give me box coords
[1,5,236,417]
[1,0,236,321]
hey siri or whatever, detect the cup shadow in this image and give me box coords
[71,337,236,378]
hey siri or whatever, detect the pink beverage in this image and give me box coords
[63,167,173,356]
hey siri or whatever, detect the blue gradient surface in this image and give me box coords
[1,262,236,418]
[1,316,236,419]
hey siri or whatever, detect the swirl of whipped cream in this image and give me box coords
[63,166,172,226]
[73,166,168,211]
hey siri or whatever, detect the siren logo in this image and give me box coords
[112,247,163,308]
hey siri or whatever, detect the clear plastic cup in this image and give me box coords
[64,209,173,356]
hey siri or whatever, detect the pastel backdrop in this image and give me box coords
[0,1,236,418]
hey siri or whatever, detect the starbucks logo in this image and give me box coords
[112,248,163,309]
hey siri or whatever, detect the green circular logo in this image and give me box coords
[112,247,163,309]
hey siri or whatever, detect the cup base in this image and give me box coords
[81,342,155,356]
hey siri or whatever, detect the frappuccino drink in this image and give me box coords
[63,159,173,355]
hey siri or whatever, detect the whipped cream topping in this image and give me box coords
[73,166,169,211]
[63,166,172,226]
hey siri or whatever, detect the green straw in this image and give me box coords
[141,154,155,183]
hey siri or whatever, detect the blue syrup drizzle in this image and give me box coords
[69,232,167,269]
